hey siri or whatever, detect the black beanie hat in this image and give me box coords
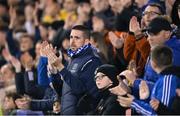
[95,64,119,86]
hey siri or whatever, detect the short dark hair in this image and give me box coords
[151,45,173,68]
[145,3,165,15]
[19,34,34,41]
[71,25,90,39]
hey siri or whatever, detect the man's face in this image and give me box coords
[143,6,161,26]
[20,37,33,52]
[92,16,105,32]
[108,0,122,12]
[70,30,88,51]
[147,30,170,48]
[0,65,14,83]
[63,0,77,12]
[91,0,109,12]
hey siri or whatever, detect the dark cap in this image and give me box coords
[95,64,119,86]
[145,17,172,35]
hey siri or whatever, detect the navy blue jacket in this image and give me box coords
[54,46,102,114]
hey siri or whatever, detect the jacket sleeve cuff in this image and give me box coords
[133,79,142,90]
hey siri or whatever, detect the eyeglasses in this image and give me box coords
[142,11,161,16]
[94,74,106,81]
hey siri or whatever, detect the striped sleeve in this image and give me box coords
[161,75,174,107]
[131,99,157,115]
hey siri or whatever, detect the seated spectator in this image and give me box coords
[3,92,21,115]
[91,64,126,115]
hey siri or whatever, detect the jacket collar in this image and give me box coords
[160,66,180,78]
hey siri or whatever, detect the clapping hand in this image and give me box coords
[2,48,12,62]
[10,56,21,73]
[117,94,134,107]
[150,98,160,111]
[9,6,16,28]
[139,80,149,100]
[108,31,125,49]
[129,16,141,34]
[41,41,64,71]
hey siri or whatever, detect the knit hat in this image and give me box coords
[95,64,119,86]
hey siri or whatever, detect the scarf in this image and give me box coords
[67,44,91,57]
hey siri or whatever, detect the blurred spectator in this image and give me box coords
[3,92,21,115]
[123,3,165,76]
[171,0,180,28]
[90,32,109,63]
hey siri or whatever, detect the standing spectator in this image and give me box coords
[123,3,165,76]
[42,25,102,114]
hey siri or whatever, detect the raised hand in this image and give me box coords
[33,1,39,26]
[10,56,21,73]
[108,31,125,49]
[150,98,160,111]
[9,6,16,29]
[129,16,141,34]
[139,80,149,100]
[40,41,49,57]
[44,43,64,71]
[64,12,76,30]
[47,63,58,75]
[2,48,12,62]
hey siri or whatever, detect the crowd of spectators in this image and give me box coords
[0,0,180,115]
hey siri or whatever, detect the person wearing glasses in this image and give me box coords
[90,64,126,115]
[123,3,165,76]
[119,16,180,114]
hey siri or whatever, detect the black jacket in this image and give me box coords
[92,89,126,115]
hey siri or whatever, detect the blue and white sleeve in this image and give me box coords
[131,99,157,115]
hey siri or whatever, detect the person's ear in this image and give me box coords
[164,31,171,40]
[150,60,159,72]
